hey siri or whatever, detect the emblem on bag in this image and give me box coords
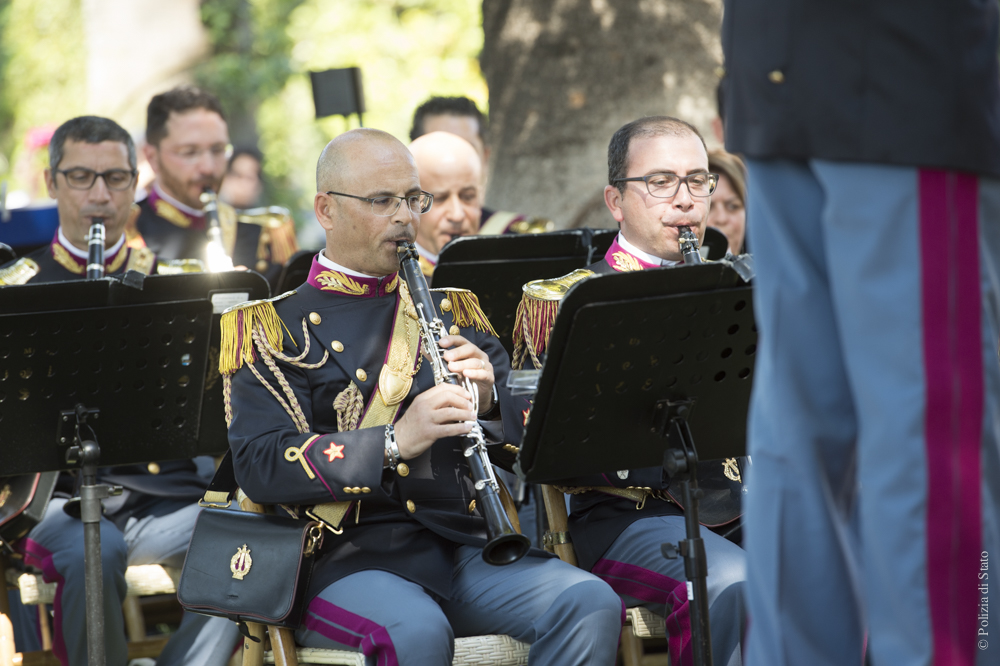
[231,544,253,580]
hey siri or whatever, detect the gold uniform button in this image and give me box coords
[352,487,362,494]
[440,298,452,312]
[406,500,416,513]
[361,487,371,494]
[397,463,409,477]
[468,500,476,513]
[343,487,354,494]
[309,312,322,325]
[147,462,160,475]
[356,369,367,382]
[255,260,268,272]
[449,325,460,336]
[331,340,344,352]
[768,69,785,84]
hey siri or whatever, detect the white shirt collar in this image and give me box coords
[58,227,125,260]
[414,242,438,264]
[617,232,679,267]
[317,249,390,279]
[153,182,204,218]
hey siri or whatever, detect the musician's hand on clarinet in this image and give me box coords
[394,384,477,459]
[438,335,495,413]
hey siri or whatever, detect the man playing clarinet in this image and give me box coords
[514,116,747,666]
[224,128,622,665]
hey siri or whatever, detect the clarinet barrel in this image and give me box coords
[86,217,105,279]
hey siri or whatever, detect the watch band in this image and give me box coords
[384,424,400,470]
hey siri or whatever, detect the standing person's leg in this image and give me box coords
[974,176,999,666]
[593,515,745,666]
[295,570,454,666]
[123,502,241,666]
[20,497,129,666]
[441,546,623,665]
[815,163,1000,665]
[743,159,865,666]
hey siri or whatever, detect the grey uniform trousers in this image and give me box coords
[294,544,624,666]
[743,160,1000,666]
[595,515,746,666]
[11,498,239,666]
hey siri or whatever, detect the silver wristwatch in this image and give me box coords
[384,424,400,470]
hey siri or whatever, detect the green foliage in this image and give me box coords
[258,0,487,218]
[0,0,87,189]
[196,0,305,122]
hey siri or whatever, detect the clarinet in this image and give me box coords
[396,242,530,565]
[678,226,704,265]
[200,187,234,272]
[86,217,105,279]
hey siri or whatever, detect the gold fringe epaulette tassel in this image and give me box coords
[512,297,559,370]
[512,268,594,370]
[219,298,285,375]
[432,288,498,337]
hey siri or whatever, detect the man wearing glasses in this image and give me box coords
[513,117,746,666]
[0,116,155,284]
[224,128,623,665]
[130,86,296,285]
[0,116,239,665]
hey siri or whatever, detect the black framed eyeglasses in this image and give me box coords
[325,190,434,216]
[56,168,138,191]
[613,172,718,198]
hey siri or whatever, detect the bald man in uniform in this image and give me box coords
[409,131,483,277]
[223,128,623,666]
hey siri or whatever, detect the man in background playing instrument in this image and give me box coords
[514,116,747,666]
[0,115,238,666]
[223,127,622,665]
[128,86,296,285]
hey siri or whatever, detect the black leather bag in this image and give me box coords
[177,452,323,630]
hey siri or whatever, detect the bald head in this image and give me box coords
[313,128,420,277]
[410,131,483,255]
[316,128,412,192]
[409,131,481,182]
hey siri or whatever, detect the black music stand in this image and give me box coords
[0,270,268,665]
[432,230,610,358]
[515,263,756,666]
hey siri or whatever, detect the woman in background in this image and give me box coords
[708,149,748,254]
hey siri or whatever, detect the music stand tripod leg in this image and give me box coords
[662,417,714,666]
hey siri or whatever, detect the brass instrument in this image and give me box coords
[396,242,530,566]
[200,188,234,272]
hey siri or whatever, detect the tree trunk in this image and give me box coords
[482,0,723,230]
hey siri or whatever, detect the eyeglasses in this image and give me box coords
[167,144,233,163]
[614,172,719,198]
[56,168,137,191]
[325,191,434,216]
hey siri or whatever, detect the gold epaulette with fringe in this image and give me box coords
[430,287,497,337]
[219,291,296,375]
[0,258,40,285]
[512,268,594,369]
